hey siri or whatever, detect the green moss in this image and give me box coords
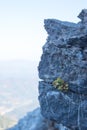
[52,77,68,91]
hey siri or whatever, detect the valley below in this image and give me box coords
[0,60,39,130]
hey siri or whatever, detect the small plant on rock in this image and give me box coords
[52,77,68,91]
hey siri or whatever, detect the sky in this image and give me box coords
[0,0,87,61]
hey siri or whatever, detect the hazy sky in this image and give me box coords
[0,0,87,61]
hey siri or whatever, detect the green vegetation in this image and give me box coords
[52,77,68,91]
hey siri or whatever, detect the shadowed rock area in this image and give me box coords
[38,9,87,130]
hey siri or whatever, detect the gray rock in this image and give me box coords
[7,108,48,130]
[39,82,87,130]
[7,108,69,130]
[38,9,87,130]
[78,9,87,23]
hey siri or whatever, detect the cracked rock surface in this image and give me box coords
[38,9,87,130]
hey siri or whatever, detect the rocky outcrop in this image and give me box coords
[7,108,68,130]
[38,9,87,130]
[7,9,87,130]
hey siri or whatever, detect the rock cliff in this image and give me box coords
[8,9,87,130]
[38,9,87,130]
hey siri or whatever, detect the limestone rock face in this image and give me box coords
[38,9,87,130]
